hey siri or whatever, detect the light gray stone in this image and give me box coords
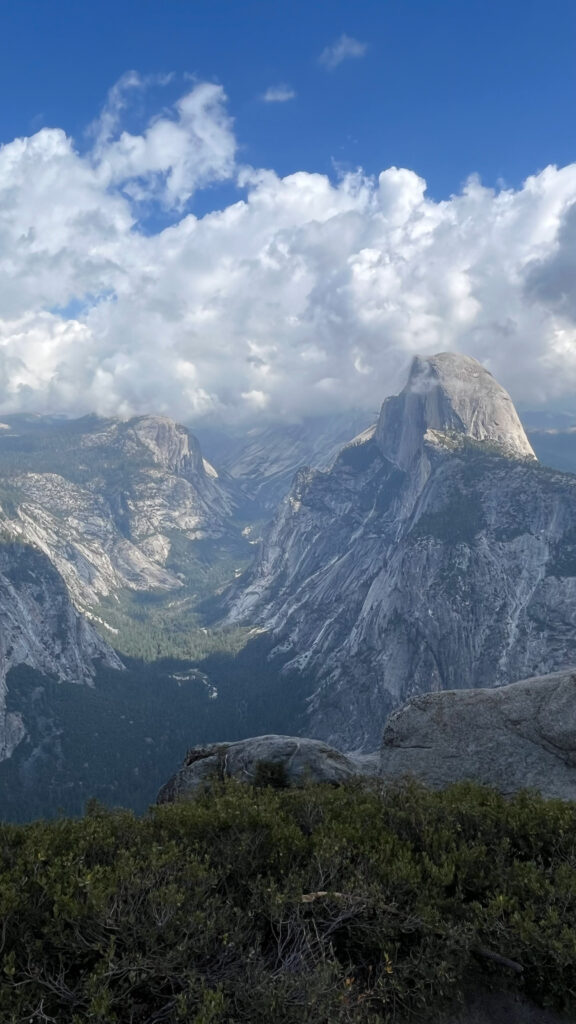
[376,352,536,469]
[380,670,576,800]
[0,540,122,762]
[157,734,376,802]
[0,414,236,611]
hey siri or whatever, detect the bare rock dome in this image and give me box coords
[376,352,536,469]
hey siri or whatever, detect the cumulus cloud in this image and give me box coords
[319,35,367,70]
[261,84,296,103]
[524,201,576,322]
[0,77,576,424]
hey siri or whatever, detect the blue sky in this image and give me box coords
[0,0,575,422]
[3,0,574,200]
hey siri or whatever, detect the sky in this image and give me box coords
[0,0,575,423]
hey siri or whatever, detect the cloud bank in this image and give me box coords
[1,76,576,424]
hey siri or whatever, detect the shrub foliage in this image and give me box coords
[1,779,576,1022]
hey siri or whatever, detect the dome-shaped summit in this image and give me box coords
[375,352,536,468]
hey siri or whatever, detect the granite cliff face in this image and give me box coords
[0,539,122,763]
[376,352,535,469]
[0,414,238,616]
[229,353,576,750]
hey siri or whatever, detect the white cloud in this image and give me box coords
[89,70,150,147]
[261,85,296,103]
[524,201,576,321]
[93,80,236,208]
[1,77,576,424]
[319,35,367,70]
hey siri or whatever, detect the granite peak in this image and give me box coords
[376,352,536,469]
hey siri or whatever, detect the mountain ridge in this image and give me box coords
[228,353,576,749]
[0,413,246,618]
[3,359,576,814]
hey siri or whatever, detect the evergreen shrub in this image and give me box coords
[1,778,575,1022]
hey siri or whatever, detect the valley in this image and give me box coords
[2,356,576,820]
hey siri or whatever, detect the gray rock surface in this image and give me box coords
[228,353,576,750]
[0,413,238,613]
[376,352,536,469]
[158,669,576,804]
[0,540,122,762]
[380,669,576,800]
[157,734,377,802]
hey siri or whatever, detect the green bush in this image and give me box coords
[253,758,290,789]
[1,778,576,1022]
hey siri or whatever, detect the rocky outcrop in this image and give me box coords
[381,669,576,801]
[157,734,379,802]
[158,669,576,805]
[228,353,576,750]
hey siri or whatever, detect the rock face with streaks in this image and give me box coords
[375,352,535,469]
[0,414,237,614]
[0,539,122,762]
[228,353,576,749]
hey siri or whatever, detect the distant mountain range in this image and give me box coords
[2,364,576,816]
[195,411,370,511]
